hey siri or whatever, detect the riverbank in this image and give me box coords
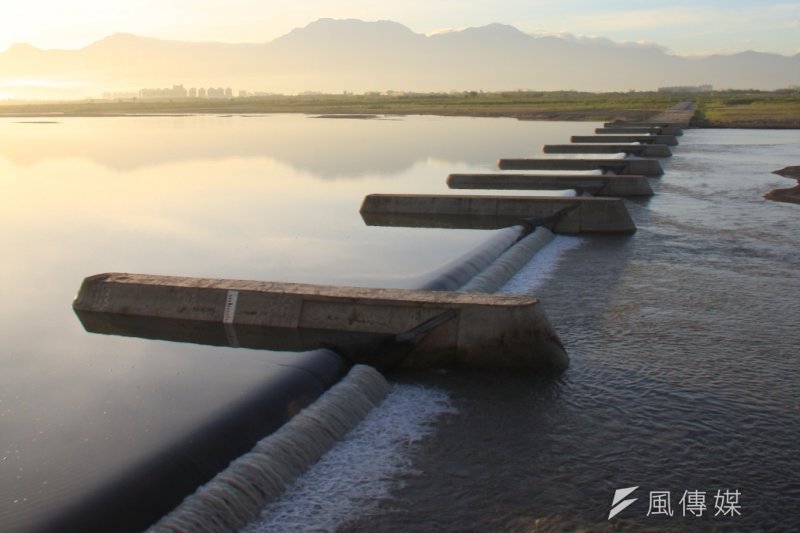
[1,90,797,128]
[765,166,800,205]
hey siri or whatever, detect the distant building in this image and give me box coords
[132,85,256,99]
[139,85,188,99]
[207,87,225,98]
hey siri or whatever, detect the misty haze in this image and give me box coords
[1,18,798,100]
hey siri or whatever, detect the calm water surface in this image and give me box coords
[0,115,595,530]
[343,128,800,531]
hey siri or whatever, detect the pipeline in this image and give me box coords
[459,227,555,293]
[148,365,390,532]
[147,113,691,531]
[143,220,564,531]
[414,191,575,292]
[61,220,561,531]
[414,224,526,291]
[41,349,349,533]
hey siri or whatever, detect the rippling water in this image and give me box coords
[2,116,797,531]
[340,128,800,531]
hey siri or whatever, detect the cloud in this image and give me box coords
[572,7,700,31]
[425,28,462,36]
[528,29,669,53]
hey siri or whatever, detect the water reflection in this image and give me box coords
[75,309,402,354]
[0,115,601,531]
[0,115,595,178]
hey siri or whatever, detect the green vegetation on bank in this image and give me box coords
[1,90,797,127]
[693,90,800,128]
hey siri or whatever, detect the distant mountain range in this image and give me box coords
[1,18,798,99]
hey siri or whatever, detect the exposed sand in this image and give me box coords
[764,182,800,204]
[765,166,800,204]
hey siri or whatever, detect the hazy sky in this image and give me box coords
[2,0,799,56]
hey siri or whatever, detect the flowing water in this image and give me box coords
[334,128,800,531]
[1,116,797,531]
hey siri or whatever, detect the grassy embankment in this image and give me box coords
[693,91,800,128]
[1,90,798,128]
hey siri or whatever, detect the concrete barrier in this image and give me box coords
[74,273,569,373]
[603,122,684,135]
[360,193,636,234]
[542,143,672,157]
[74,309,413,355]
[446,173,653,197]
[604,121,675,126]
[496,157,663,177]
[595,126,683,136]
[570,134,678,146]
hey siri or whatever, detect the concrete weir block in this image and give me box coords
[542,144,672,157]
[73,273,569,373]
[595,127,683,136]
[446,173,653,197]
[360,193,636,234]
[571,134,678,146]
[603,122,684,135]
[497,157,663,177]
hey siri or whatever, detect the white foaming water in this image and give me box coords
[512,189,577,196]
[498,235,585,295]
[245,234,582,532]
[243,384,455,532]
[555,153,627,160]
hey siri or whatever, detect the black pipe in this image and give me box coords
[37,349,349,533]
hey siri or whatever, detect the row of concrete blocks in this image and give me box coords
[359,122,679,236]
[74,273,569,373]
[348,118,682,365]
[76,116,688,373]
[66,112,688,533]
[541,124,682,156]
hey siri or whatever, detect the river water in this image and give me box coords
[1,116,797,531]
[0,114,590,531]
[333,128,800,531]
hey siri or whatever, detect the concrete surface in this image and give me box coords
[496,157,663,176]
[360,193,636,234]
[542,144,672,157]
[603,122,686,134]
[570,134,678,146]
[595,126,683,136]
[74,273,569,373]
[446,173,654,197]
